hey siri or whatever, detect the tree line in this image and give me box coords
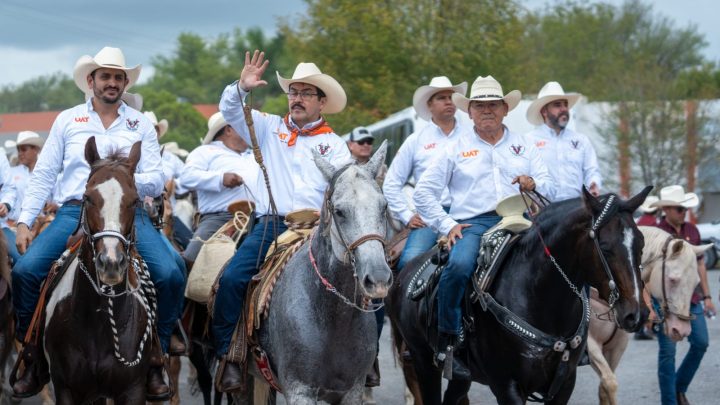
[1,0,719,192]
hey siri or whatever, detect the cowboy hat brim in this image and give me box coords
[452,90,521,114]
[158,119,169,138]
[412,82,467,121]
[73,55,141,94]
[276,71,347,114]
[649,193,699,209]
[203,120,227,145]
[526,93,581,126]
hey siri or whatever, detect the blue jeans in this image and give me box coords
[438,214,500,334]
[396,207,449,272]
[212,217,287,356]
[656,300,709,404]
[12,205,186,352]
[3,227,20,265]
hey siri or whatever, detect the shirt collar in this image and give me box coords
[429,118,459,137]
[287,115,323,132]
[475,125,509,146]
[542,123,566,137]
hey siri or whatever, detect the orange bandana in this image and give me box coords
[283,114,334,147]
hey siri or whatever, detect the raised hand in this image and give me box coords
[239,50,270,92]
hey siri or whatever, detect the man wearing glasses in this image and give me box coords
[213,50,351,392]
[649,185,715,405]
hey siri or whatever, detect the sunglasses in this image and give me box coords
[356,138,374,146]
[673,206,687,213]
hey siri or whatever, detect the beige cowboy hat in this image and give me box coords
[73,47,141,94]
[203,112,228,145]
[638,195,659,214]
[161,142,189,159]
[144,111,169,138]
[412,76,467,121]
[276,62,347,114]
[452,75,521,113]
[650,185,699,209]
[492,194,533,233]
[16,131,44,148]
[526,81,582,126]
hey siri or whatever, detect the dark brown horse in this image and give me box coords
[388,187,652,405]
[43,138,157,404]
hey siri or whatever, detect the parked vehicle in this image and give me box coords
[697,222,720,269]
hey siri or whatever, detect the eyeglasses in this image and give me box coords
[356,138,374,146]
[286,90,319,100]
[673,206,687,214]
[470,101,505,111]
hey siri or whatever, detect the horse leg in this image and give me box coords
[601,332,630,405]
[544,369,577,405]
[400,349,423,405]
[53,384,80,405]
[111,386,145,405]
[188,342,213,405]
[338,383,363,405]
[169,356,181,405]
[442,379,471,405]
[41,384,56,405]
[283,384,317,405]
[489,381,525,405]
[410,352,442,405]
[588,337,618,405]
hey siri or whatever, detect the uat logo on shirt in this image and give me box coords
[461,149,479,158]
[126,118,139,131]
[535,140,546,148]
[278,132,289,143]
[317,143,331,156]
[74,116,89,123]
[510,144,525,156]
[424,142,437,150]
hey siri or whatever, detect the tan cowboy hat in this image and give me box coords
[276,62,347,114]
[73,47,141,94]
[650,185,699,209]
[203,112,228,145]
[144,111,169,138]
[526,81,582,126]
[16,131,44,148]
[412,76,467,121]
[493,194,533,232]
[451,75,521,113]
[161,142,189,159]
[638,195,659,214]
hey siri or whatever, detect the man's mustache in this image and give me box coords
[291,103,305,110]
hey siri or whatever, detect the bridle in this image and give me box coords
[79,194,138,262]
[588,195,621,309]
[657,236,695,322]
[310,164,389,312]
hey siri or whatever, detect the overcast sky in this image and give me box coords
[0,0,717,87]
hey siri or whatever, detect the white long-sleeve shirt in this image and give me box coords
[7,164,31,222]
[18,99,164,227]
[525,125,602,202]
[414,127,555,236]
[0,153,17,228]
[383,120,467,225]
[219,83,352,217]
[180,141,260,214]
[161,149,188,197]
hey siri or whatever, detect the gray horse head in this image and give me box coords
[312,140,393,298]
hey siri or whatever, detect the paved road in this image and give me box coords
[7,272,719,404]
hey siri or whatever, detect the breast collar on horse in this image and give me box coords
[655,235,696,323]
[474,193,619,402]
[308,164,387,312]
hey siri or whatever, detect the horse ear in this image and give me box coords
[312,147,337,182]
[581,185,602,213]
[84,136,101,166]
[365,140,388,179]
[671,240,685,256]
[691,243,713,255]
[127,141,142,173]
[624,185,654,212]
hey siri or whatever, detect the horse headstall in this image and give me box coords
[79,196,139,258]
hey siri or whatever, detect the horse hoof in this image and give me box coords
[362,387,377,405]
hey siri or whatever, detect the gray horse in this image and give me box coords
[240,141,393,405]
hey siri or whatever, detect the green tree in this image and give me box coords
[138,90,207,151]
[0,73,79,113]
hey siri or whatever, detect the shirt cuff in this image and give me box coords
[400,210,414,226]
[438,218,458,236]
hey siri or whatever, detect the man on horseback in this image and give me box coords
[413,75,554,379]
[11,47,185,400]
[180,111,259,266]
[383,76,468,272]
[213,50,352,392]
[524,81,602,201]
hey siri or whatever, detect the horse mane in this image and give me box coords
[88,150,133,177]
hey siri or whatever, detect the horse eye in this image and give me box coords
[334,208,345,218]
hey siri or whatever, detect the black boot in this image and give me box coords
[435,333,471,381]
[11,343,50,399]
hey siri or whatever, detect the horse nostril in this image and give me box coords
[363,275,376,291]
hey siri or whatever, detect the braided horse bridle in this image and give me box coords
[308,164,389,312]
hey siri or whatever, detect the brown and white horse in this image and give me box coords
[587,226,710,405]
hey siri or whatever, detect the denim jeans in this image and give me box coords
[212,216,287,356]
[438,214,500,334]
[656,300,709,404]
[3,227,20,265]
[396,207,449,271]
[12,205,186,352]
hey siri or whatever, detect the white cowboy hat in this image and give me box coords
[73,47,141,94]
[162,142,189,159]
[16,131,44,148]
[526,81,582,126]
[203,112,228,145]
[144,111,169,138]
[650,185,699,209]
[4,140,16,149]
[84,91,143,110]
[451,75,521,113]
[492,194,533,233]
[276,62,347,114]
[412,76,467,121]
[638,196,659,214]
